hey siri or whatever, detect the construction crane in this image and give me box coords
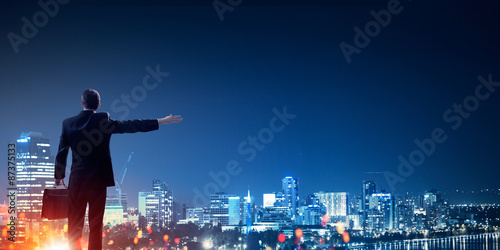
[115,152,134,206]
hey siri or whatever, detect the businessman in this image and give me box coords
[55,89,182,250]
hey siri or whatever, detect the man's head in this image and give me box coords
[81,89,101,110]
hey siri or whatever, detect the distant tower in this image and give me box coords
[246,189,251,234]
[282,176,299,221]
[153,180,173,229]
[16,132,55,243]
[362,181,376,228]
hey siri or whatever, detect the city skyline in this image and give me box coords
[1,1,500,210]
[2,130,500,209]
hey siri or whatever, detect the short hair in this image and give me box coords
[81,89,101,110]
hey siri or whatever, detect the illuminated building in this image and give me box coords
[282,176,299,221]
[263,193,276,208]
[367,192,395,232]
[138,191,159,228]
[138,180,173,230]
[297,204,326,225]
[260,206,293,228]
[103,205,124,228]
[209,193,240,226]
[314,192,349,219]
[152,180,173,229]
[16,132,55,243]
[423,189,449,229]
[361,180,376,228]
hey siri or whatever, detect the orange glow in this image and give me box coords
[9,244,14,249]
[322,214,330,222]
[134,236,139,244]
[43,225,48,231]
[278,233,286,243]
[138,230,143,238]
[336,223,345,234]
[342,232,350,243]
[146,225,152,234]
[19,212,25,219]
[64,224,68,233]
[79,237,88,248]
[108,240,114,245]
[163,234,169,242]
[2,227,7,237]
[295,228,303,239]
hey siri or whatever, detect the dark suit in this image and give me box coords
[55,110,158,250]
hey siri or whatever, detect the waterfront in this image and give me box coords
[347,233,500,250]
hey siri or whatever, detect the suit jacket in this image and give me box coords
[55,110,159,189]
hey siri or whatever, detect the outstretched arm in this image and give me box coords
[158,114,182,125]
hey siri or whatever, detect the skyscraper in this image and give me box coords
[209,192,240,226]
[16,132,55,243]
[138,191,160,228]
[314,192,349,218]
[152,180,173,229]
[138,180,173,230]
[361,180,376,228]
[282,176,299,221]
[367,192,395,231]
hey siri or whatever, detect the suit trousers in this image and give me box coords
[68,185,107,250]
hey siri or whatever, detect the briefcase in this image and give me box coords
[41,186,68,219]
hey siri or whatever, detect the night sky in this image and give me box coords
[1,0,499,208]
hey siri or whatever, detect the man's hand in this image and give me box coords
[55,179,65,186]
[158,114,182,125]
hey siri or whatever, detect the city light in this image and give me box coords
[47,242,69,250]
[295,228,303,239]
[203,240,213,249]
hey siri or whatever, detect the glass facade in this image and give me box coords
[16,132,55,243]
[282,176,299,221]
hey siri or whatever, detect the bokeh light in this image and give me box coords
[318,237,325,245]
[278,233,286,243]
[295,228,303,239]
[322,214,330,222]
[175,237,180,244]
[134,236,139,244]
[336,223,345,234]
[163,234,169,242]
[342,232,350,243]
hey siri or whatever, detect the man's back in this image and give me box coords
[55,110,159,188]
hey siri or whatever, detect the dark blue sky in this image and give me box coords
[1,1,499,207]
